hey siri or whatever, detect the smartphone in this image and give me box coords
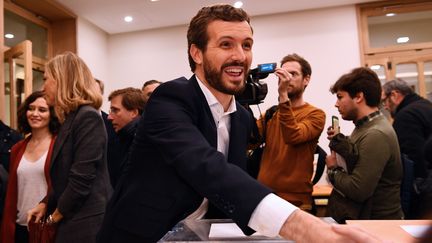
[332,115,340,134]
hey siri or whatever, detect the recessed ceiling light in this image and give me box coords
[370,65,381,70]
[386,13,396,17]
[124,16,133,23]
[5,33,14,39]
[397,36,409,44]
[234,1,243,8]
[150,0,159,2]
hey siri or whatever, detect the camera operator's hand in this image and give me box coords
[275,67,292,103]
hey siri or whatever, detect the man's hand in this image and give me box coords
[326,151,337,168]
[275,67,292,103]
[279,210,385,243]
[331,224,387,243]
[327,126,338,140]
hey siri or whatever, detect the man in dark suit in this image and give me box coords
[107,87,145,187]
[0,120,22,220]
[97,4,381,243]
[382,79,432,218]
[0,120,22,171]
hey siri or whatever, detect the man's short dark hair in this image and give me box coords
[280,53,312,77]
[187,4,251,72]
[142,79,162,90]
[95,78,104,94]
[17,91,60,134]
[108,87,146,114]
[330,67,382,107]
[382,78,414,97]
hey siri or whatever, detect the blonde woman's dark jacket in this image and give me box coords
[46,105,111,243]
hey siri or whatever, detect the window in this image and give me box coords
[357,0,432,99]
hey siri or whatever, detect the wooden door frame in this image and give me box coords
[4,40,32,129]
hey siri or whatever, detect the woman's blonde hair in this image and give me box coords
[45,52,102,122]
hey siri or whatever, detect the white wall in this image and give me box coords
[107,25,189,90]
[78,5,362,149]
[76,17,109,109]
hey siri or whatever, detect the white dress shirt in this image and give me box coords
[196,77,298,237]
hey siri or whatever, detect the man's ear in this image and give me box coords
[190,44,203,65]
[354,92,364,103]
[131,109,139,118]
[390,90,404,105]
[303,75,311,87]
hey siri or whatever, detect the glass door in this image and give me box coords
[391,54,432,100]
[3,40,32,129]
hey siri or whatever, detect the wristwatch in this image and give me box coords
[327,166,344,185]
[47,214,54,224]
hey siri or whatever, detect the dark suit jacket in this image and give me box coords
[0,120,22,171]
[393,93,432,178]
[97,76,271,243]
[49,105,111,243]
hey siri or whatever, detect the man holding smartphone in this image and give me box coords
[257,53,326,211]
[326,67,404,222]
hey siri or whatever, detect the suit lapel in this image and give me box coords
[227,107,248,169]
[190,76,218,148]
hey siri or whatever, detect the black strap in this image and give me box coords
[260,105,278,142]
[312,145,327,185]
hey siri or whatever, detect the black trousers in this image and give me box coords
[15,223,29,243]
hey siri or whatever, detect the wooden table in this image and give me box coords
[346,220,432,243]
[312,184,332,197]
[312,184,332,216]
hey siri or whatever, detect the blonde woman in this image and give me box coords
[0,91,59,243]
[27,52,111,243]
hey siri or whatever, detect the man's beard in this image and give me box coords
[388,101,397,118]
[288,86,304,100]
[203,58,247,95]
[343,107,358,122]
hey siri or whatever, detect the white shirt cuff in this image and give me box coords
[248,193,298,237]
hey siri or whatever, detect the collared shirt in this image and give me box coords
[196,76,297,237]
[355,110,381,127]
[197,78,236,156]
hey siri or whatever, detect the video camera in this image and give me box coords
[236,63,276,105]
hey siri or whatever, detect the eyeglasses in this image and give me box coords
[109,107,120,115]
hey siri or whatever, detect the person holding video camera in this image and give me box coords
[257,53,325,211]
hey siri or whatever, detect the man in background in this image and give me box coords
[257,53,325,211]
[0,120,22,219]
[107,87,145,187]
[0,120,22,171]
[382,78,432,218]
[95,79,117,141]
[326,67,403,222]
[141,79,161,104]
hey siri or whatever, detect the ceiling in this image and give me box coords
[54,0,379,34]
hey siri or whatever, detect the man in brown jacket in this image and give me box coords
[257,54,325,211]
